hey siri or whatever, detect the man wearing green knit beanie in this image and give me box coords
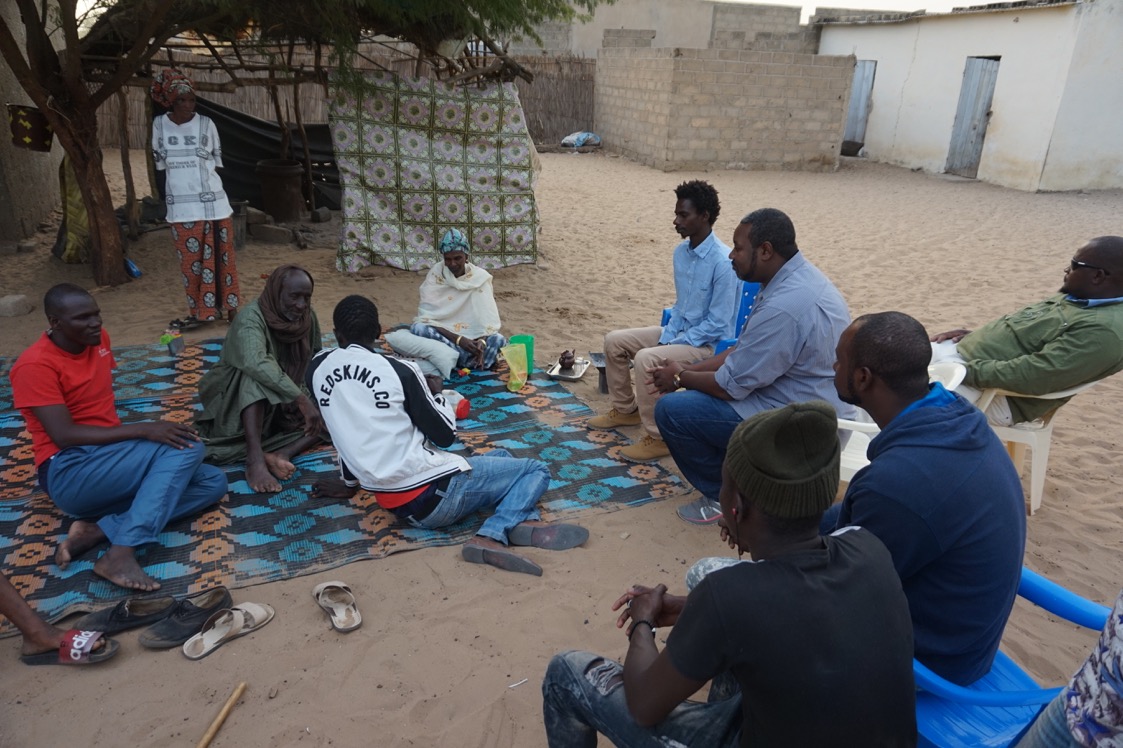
[543,401,918,747]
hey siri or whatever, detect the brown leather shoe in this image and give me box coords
[587,408,642,430]
[619,435,670,463]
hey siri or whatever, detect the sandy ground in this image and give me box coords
[1,149,1121,746]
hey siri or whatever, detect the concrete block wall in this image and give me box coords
[594,48,676,168]
[602,29,658,48]
[709,4,819,55]
[810,7,919,23]
[596,47,854,172]
[745,30,820,54]
[507,21,573,56]
[665,50,853,171]
[711,3,803,39]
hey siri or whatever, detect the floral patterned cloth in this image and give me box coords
[1065,588,1123,746]
[329,71,539,272]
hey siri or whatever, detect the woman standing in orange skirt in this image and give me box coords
[151,70,241,328]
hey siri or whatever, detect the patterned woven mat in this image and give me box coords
[0,341,686,634]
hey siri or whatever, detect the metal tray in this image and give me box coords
[545,357,591,381]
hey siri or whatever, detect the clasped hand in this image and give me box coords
[644,359,684,395]
[612,584,686,633]
[458,336,486,368]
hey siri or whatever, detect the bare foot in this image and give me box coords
[263,451,296,481]
[55,520,107,569]
[246,460,282,493]
[20,624,106,658]
[93,545,160,591]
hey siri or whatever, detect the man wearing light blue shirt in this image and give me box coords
[649,208,856,524]
[588,181,739,463]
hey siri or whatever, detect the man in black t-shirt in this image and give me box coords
[542,401,917,747]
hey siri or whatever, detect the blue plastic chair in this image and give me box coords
[915,567,1111,748]
[661,281,760,354]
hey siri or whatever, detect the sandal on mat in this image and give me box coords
[182,602,275,660]
[312,581,362,633]
[20,629,120,666]
[169,317,203,331]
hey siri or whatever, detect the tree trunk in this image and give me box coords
[48,101,129,287]
[118,89,139,240]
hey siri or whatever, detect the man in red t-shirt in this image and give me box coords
[11,284,227,591]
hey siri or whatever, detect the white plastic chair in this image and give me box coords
[838,363,967,485]
[975,381,1096,515]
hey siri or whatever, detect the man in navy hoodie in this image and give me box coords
[825,311,1026,685]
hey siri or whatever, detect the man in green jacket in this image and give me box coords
[197,265,324,492]
[932,236,1123,424]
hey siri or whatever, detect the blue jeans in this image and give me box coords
[413,449,548,544]
[409,323,506,370]
[46,439,228,547]
[542,650,742,748]
[654,391,746,501]
[1012,694,1081,748]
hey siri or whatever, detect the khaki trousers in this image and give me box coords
[603,326,712,437]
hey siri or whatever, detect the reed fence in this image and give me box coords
[511,55,596,145]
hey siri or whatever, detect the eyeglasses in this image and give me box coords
[1070,258,1110,275]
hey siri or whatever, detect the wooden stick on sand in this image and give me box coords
[196,682,247,748]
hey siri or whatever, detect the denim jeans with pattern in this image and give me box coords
[542,650,742,748]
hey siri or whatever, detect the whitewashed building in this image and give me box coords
[818,0,1123,191]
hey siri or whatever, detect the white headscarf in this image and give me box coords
[414,262,502,338]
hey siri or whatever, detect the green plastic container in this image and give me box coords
[509,334,535,372]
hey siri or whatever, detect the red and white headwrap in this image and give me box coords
[150,69,195,108]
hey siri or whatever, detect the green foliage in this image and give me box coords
[83,0,606,52]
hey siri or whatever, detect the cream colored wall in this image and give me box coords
[819,6,1080,191]
[570,0,719,57]
[1039,0,1123,191]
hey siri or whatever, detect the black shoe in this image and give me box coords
[73,594,177,634]
[138,587,233,649]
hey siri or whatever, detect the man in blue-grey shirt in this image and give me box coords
[649,208,855,524]
[588,181,739,464]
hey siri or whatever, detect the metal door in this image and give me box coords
[843,60,877,145]
[945,57,1000,178]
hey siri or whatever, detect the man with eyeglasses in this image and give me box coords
[931,236,1123,425]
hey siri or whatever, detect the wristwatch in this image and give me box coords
[673,372,682,389]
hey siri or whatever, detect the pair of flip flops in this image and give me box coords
[20,629,120,666]
[313,581,362,633]
[182,602,275,660]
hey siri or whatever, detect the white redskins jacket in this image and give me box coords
[307,343,469,491]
